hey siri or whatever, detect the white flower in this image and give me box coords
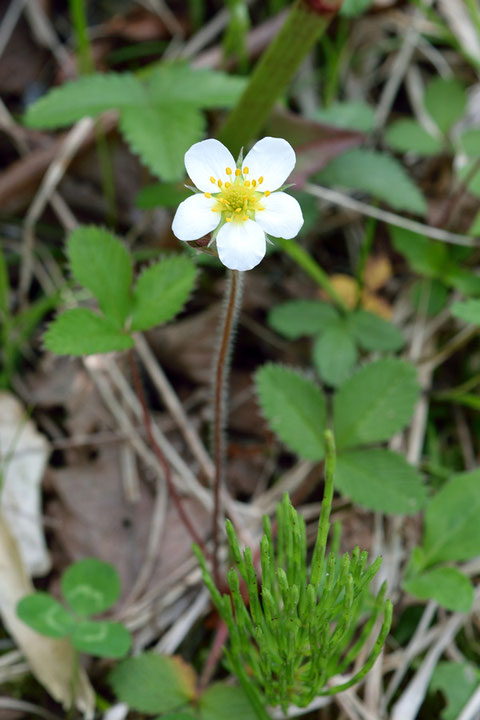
[172,137,304,271]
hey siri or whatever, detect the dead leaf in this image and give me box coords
[0,515,95,717]
[364,255,393,292]
[0,392,51,576]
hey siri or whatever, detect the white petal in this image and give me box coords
[255,192,304,239]
[242,137,296,191]
[172,193,220,241]
[216,219,266,271]
[185,139,236,192]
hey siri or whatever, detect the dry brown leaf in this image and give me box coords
[364,255,393,292]
[321,274,392,318]
[0,515,95,717]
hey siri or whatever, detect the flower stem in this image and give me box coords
[219,0,343,155]
[212,270,244,587]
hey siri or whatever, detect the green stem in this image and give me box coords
[219,0,343,155]
[275,237,348,312]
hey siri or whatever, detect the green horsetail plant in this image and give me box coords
[195,431,392,718]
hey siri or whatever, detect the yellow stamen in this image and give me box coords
[225,182,231,188]
[226,167,232,175]
[226,217,233,222]
[252,180,257,187]
[204,192,211,198]
[245,180,251,187]
[258,206,265,211]
[211,208,218,212]
[235,168,241,176]
[210,176,216,184]
[264,190,270,197]
[258,176,264,184]
[235,207,241,213]
[243,167,249,174]
[218,179,223,187]
[243,216,248,221]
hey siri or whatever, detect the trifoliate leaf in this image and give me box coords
[423,469,480,567]
[199,683,258,720]
[333,358,419,449]
[404,567,473,613]
[425,77,467,135]
[335,449,427,514]
[120,103,204,181]
[149,65,246,109]
[268,299,339,339]
[314,101,375,132]
[451,299,480,324]
[430,662,480,720]
[109,654,196,713]
[312,321,357,387]
[317,149,427,215]
[385,119,443,156]
[255,364,326,461]
[61,558,121,616]
[131,256,196,331]
[72,620,132,658]
[67,226,132,327]
[44,309,134,356]
[24,73,147,128]
[17,593,74,638]
[347,309,404,352]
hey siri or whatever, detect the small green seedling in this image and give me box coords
[17,558,131,659]
[195,431,392,718]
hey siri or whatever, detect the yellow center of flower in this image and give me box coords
[207,167,269,223]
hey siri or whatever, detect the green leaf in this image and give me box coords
[67,226,132,327]
[149,65,246,109]
[469,208,480,235]
[459,128,480,156]
[255,364,326,461]
[347,309,404,352]
[385,119,443,156]
[312,321,357,387]
[335,449,426,514]
[423,469,480,567]
[156,714,196,720]
[314,101,375,132]
[333,358,419,449]
[17,593,74,638]
[109,653,196,713]
[389,225,449,278]
[445,266,480,296]
[72,620,132,658]
[459,157,480,197]
[131,256,196,331]
[317,149,426,214]
[24,73,147,128]
[452,299,480,324]
[430,662,480,720]
[199,683,257,720]
[339,0,373,17]
[136,183,190,209]
[44,309,134,356]
[120,104,204,181]
[410,279,449,317]
[425,77,467,135]
[268,299,339,339]
[62,558,121,615]
[404,567,473,613]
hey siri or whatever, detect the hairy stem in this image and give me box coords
[128,349,206,552]
[212,270,244,587]
[219,0,343,155]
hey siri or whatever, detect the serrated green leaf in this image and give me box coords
[317,149,426,214]
[314,101,375,132]
[17,593,74,638]
[335,449,426,514]
[333,358,419,449]
[255,364,326,460]
[268,299,339,339]
[404,567,473,613]
[109,654,196,713]
[131,256,196,331]
[72,620,131,658]
[446,267,480,296]
[385,119,442,156]
[425,77,467,135]
[44,309,134,356]
[149,65,246,109]
[459,128,480,156]
[339,0,373,17]
[67,226,132,327]
[347,309,404,352]
[61,558,121,616]
[423,469,480,567]
[24,73,147,128]
[389,225,449,277]
[120,104,204,181]
[430,662,480,720]
[452,299,480,324]
[136,183,190,209]
[199,683,257,720]
[312,321,357,387]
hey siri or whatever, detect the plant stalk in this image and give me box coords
[212,270,244,587]
[219,0,343,155]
